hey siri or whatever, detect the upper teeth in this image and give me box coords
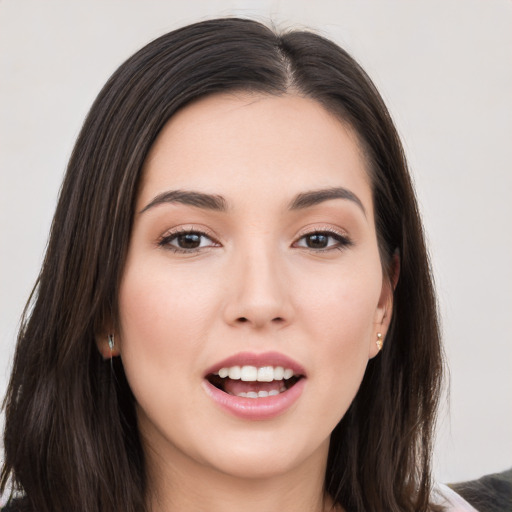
[215,366,295,382]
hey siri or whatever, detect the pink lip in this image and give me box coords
[203,378,306,420]
[203,351,306,377]
[203,351,307,421]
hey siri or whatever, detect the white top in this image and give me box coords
[433,483,479,511]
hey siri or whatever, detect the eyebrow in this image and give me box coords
[289,187,366,216]
[140,190,228,213]
[140,186,365,216]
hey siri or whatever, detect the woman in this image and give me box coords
[1,17,470,511]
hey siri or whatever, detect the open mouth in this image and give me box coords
[206,365,304,398]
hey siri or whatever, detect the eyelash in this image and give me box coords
[158,228,220,254]
[158,228,353,254]
[293,229,353,252]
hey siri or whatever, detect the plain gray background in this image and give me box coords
[1,0,511,484]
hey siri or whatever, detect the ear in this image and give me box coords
[95,331,121,359]
[369,250,400,359]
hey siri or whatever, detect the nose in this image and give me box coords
[223,246,293,330]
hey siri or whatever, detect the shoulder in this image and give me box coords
[432,484,480,512]
[433,483,480,511]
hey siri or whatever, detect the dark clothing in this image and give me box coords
[449,468,512,512]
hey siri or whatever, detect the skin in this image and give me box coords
[98,92,394,512]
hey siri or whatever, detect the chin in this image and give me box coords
[210,452,307,480]
[199,431,330,481]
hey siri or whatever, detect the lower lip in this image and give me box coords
[203,378,306,420]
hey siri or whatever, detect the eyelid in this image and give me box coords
[156,224,352,253]
[157,225,221,253]
[294,224,350,240]
[292,225,353,250]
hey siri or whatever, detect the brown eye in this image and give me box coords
[305,234,329,249]
[159,230,219,252]
[294,231,353,251]
[176,233,202,249]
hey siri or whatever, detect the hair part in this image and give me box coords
[2,17,443,512]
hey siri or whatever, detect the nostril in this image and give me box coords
[234,316,286,325]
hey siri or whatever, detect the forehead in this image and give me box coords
[139,92,373,212]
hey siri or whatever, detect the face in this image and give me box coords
[107,93,393,481]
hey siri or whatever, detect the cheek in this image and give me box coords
[116,257,222,398]
[119,258,216,345]
[294,257,382,404]
[115,259,226,448]
[296,256,382,340]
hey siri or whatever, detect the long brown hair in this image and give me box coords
[1,18,443,512]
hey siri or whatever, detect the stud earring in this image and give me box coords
[376,332,383,351]
[108,334,115,353]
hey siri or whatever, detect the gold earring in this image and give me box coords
[376,332,383,351]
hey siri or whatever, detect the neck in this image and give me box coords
[144,437,339,512]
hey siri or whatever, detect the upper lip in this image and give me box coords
[203,351,307,378]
